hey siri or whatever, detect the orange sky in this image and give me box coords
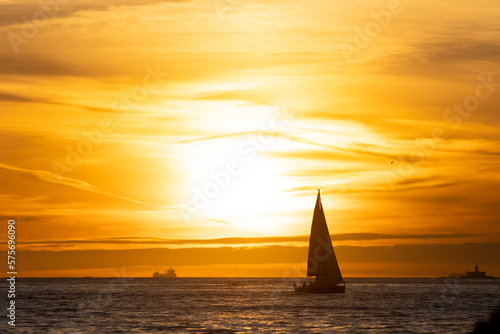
[1,0,500,277]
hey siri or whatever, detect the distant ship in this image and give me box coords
[445,265,495,279]
[458,265,494,279]
[294,190,345,293]
[153,267,177,278]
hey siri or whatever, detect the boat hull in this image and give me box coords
[295,284,345,294]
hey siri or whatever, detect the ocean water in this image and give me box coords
[2,277,499,333]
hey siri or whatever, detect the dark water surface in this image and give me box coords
[1,277,499,333]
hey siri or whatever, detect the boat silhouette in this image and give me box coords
[459,265,494,279]
[153,267,177,278]
[295,189,345,293]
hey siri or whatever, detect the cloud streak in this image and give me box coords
[0,163,160,208]
[18,233,483,247]
[15,242,500,273]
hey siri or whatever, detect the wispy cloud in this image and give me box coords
[277,132,394,159]
[0,163,160,208]
[15,242,500,274]
[205,218,232,226]
[18,233,484,247]
[0,0,182,27]
[176,130,259,144]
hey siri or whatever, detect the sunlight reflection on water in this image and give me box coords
[3,277,499,333]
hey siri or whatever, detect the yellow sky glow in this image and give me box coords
[1,0,500,277]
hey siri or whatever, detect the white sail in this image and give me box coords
[306,190,343,286]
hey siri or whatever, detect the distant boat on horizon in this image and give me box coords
[447,264,495,279]
[295,189,345,293]
[153,267,177,278]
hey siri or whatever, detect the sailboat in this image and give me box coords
[294,189,345,293]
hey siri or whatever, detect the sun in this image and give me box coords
[180,132,294,235]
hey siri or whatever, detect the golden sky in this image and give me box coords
[1,0,500,277]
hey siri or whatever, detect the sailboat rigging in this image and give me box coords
[294,189,345,293]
